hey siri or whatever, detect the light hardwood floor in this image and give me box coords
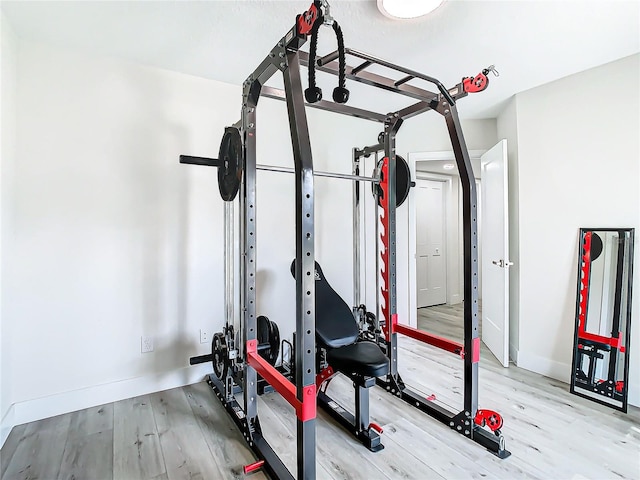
[417,303,479,342]
[2,307,639,479]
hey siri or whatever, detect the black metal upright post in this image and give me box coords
[353,148,361,307]
[621,229,634,414]
[282,50,317,480]
[440,102,480,421]
[607,231,626,382]
[241,79,259,437]
[240,45,280,460]
[383,114,403,377]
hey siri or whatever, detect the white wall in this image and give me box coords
[399,116,497,155]
[512,54,640,406]
[5,41,243,429]
[496,97,520,363]
[1,11,18,445]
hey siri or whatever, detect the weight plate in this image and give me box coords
[218,127,243,202]
[267,319,280,366]
[590,232,603,262]
[212,333,228,379]
[372,155,411,208]
[257,315,280,366]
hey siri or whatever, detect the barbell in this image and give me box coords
[180,126,412,207]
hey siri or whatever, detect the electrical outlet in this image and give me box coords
[200,329,211,344]
[141,335,154,353]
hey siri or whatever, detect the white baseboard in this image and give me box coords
[1,364,211,449]
[1,403,16,449]
[516,349,571,384]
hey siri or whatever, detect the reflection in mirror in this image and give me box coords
[414,163,481,347]
[571,228,634,412]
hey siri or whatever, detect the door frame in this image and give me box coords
[406,150,485,329]
[418,175,452,308]
[414,176,449,308]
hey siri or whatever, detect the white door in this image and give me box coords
[481,140,510,367]
[416,179,447,307]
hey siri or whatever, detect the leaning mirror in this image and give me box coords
[571,228,634,412]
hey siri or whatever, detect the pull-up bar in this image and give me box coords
[316,47,455,105]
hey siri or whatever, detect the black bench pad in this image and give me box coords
[327,341,389,378]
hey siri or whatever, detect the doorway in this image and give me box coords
[407,150,482,345]
[415,178,447,308]
[407,142,511,366]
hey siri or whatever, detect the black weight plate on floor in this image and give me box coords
[257,315,270,345]
[372,155,411,208]
[218,127,243,201]
[257,315,280,366]
[267,319,280,366]
[212,333,228,379]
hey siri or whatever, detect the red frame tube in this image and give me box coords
[379,158,391,340]
[578,232,592,336]
[246,340,316,421]
[576,231,626,352]
[393,322,463,355]
[579,331,625,352]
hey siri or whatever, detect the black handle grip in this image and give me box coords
[190,354,213,365]
[180,155,222,167]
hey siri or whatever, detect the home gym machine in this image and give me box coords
[181,2,508,478]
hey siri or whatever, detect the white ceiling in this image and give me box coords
[2,0,639,119]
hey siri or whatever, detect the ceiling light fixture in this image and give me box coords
[377,0,445,19]
[443,164,455,170]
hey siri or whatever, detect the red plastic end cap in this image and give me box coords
[243,459,265,475]
[472,337,480,363]
[390,313,398,333]
[369,422,383,434]
[611,334,623,349]
[299,384,317,421]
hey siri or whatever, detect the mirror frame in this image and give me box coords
[570,227,634,412]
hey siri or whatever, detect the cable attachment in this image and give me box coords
[483,64,500,77]
[462,64,496,94]
[330,20,349,103]
[304,0,350,104]
[321,0,334,25]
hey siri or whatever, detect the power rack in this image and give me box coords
[181,2,510,478]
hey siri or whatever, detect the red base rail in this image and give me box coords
[393,323,464,356]
[246,340,316,421]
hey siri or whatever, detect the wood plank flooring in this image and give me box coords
[2,305,640,479]
[417,303,478,342]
